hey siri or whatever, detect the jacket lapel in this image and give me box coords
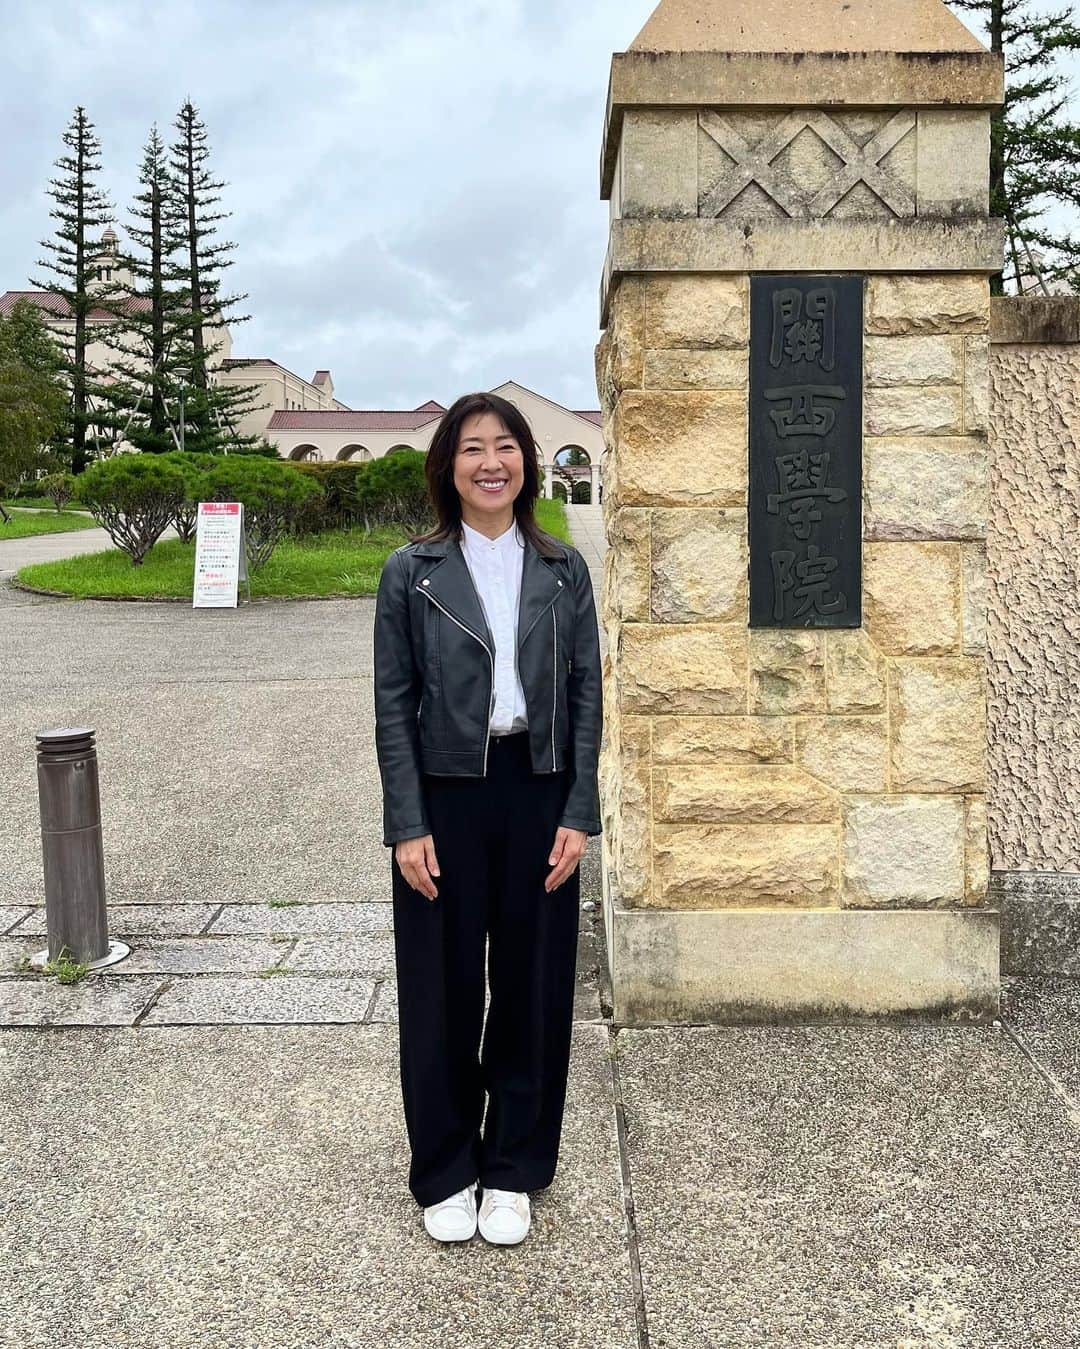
[517,535,564,647]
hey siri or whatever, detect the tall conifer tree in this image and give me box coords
[950,0,1080,293]
[169,99,259,452]
[34,107,113,472]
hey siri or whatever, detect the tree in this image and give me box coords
[105,127,190,454]
[169,100,261,452]
[950,0,1080,293]
[77,455,187,565]
[0,300,67,521]
[34,107,114,472]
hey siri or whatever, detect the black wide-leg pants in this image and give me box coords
[390,730,581,1208]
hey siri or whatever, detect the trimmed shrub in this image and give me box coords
[202,456,322,569]
[39,472,76,512]
[290,460,370,533]
[77,455,187,565]
[158,452,214,543]
[355,450,432,533]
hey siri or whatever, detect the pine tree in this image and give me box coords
[169,99,261,452]
[34,107,114,473]
[0,299,67,520]
[950,0,1080,294]
[104,127,190,454]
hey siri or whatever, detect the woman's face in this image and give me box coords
[453,411,525,527]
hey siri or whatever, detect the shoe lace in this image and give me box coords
[485,1188,523,1211]
[436,1186,475,1213]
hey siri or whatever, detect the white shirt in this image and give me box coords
[459,518,529,735]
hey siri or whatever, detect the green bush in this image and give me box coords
[77,455,187,565]
[290,460,370,533]
[39,472,76,512]
[355,450,432,533]
[202,456,322,569]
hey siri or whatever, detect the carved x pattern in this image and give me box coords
[698,109,916,220]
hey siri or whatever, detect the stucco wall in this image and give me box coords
[988,299,1080,874]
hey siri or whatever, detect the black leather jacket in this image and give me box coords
[373,528,603,848]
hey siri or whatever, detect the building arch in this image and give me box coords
[337,444,371,462]
[552,444,594,504]
[386,443,418,456]
[289,444,320,462]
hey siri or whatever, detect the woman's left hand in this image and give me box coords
[545,827,588,893]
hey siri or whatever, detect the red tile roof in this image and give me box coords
[0,289,151,321]
[572,410,602,425]
[415,400,446,412]
[268,408,443,432]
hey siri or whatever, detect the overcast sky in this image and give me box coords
[0,1,1073,413]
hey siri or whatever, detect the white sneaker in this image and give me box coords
[423,1183,478,1242]
[477,1187,531,1245]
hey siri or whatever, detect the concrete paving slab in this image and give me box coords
[0,975,166,1026]
[1003,975,1080,1105]
[289,932,396,973]
[0,936,287,977]
[0,905,30,935]
[0,1022,636,1349]
[208,902,394,936]
[371,979,398,1022]
[142,974,377,1025]
[616,1023,1080,1348]
[11,903,220,937]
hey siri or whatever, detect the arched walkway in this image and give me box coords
[551,445,598,505]
[385,444,418,456]
[337,444,371,462]
[289,444,320,462]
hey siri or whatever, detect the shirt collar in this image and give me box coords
[460,518,522,554]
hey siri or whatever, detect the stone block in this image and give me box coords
[794,716,889,794]
[603,507,650,623]
[996,871,1080,976]
[620,109,699,219]
[916,110,990,218]
[961,542,986,654]
[825,630,888,713]
[865,275,989,336]
[643,347,747,390]
[865,386,963,436]
[610,390,746,507]
[650,508,747,623]
[865,336,962,387]
[654,764,838,824]
[644,275,748,349]
[842,794,966,906]
[864,541,962,655]
[966,795,989,903]
[654,823,839,907]
[606,905,1000,1024]
[651,715,793,765]
[863,435,988,541]
[964,334,989,433]
[620,623,747,715]
[596,276,645,402]
[608,715,653,904]
[890,657,986,792]
[749,630,826,715]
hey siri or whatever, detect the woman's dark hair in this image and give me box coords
[410,392,563,557]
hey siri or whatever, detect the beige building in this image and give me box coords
[266,381,605,502]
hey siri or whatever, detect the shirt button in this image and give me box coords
[422,578,430,586]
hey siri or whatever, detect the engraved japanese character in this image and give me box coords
[767,450,848,540]
[770,286,836,372]
[764,385,846,438]
[771,545,847,622]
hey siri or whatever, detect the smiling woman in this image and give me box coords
[372,391,603,1247]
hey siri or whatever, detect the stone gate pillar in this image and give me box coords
[595,0,1005,1022]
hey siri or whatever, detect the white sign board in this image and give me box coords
[193,502,248,608]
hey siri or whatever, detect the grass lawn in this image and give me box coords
[0,509,100,540]
[14,497,572,599]
[2,497,89,512]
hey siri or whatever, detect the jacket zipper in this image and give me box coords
[416,586,494,776]
[551,608,558,771]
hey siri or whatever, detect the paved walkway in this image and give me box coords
[566,503,607,656]
[1,554,1079,1345]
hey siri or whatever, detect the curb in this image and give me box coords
[6,577,377,605]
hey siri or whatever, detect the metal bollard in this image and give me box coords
[31,728,128,972]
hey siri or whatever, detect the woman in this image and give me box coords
[373,391,602,1247]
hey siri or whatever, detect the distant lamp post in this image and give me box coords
[175,368,190,453]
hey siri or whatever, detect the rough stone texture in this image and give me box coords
[643,274,747,349]
[865,335,962,387]
[991,294,1080,345]
[599,711,652,905]
[602,507,650,623]
[651,715,792,765]
[866,275,990,336]
[863,435,988,541]
[595,276,644,407]
[842,794,966,906]
[988,340,1080,872]
[654,765,838,825]
[824,630,887,713]
[619,109,698,219]
[863,541,962,655]
[966,796,989,903]
[608,390,746,508]
[996,872,1080,976]
[890,658,986,793]
[608,908,999,1022]
[962,542,987,653]
[916,109,990,219]
[964,334,990,433]
[865,385,964,436]
[654,824,839,908]
[619,624,747,715]
[643,347,746,390]
[0,975,166,1027]
[749,630,826,715]
[794,716,888,794]
[649,508,746,623]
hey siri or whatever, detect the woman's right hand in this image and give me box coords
[395,835,440,901]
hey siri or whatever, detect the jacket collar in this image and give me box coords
[412,526,567,651]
